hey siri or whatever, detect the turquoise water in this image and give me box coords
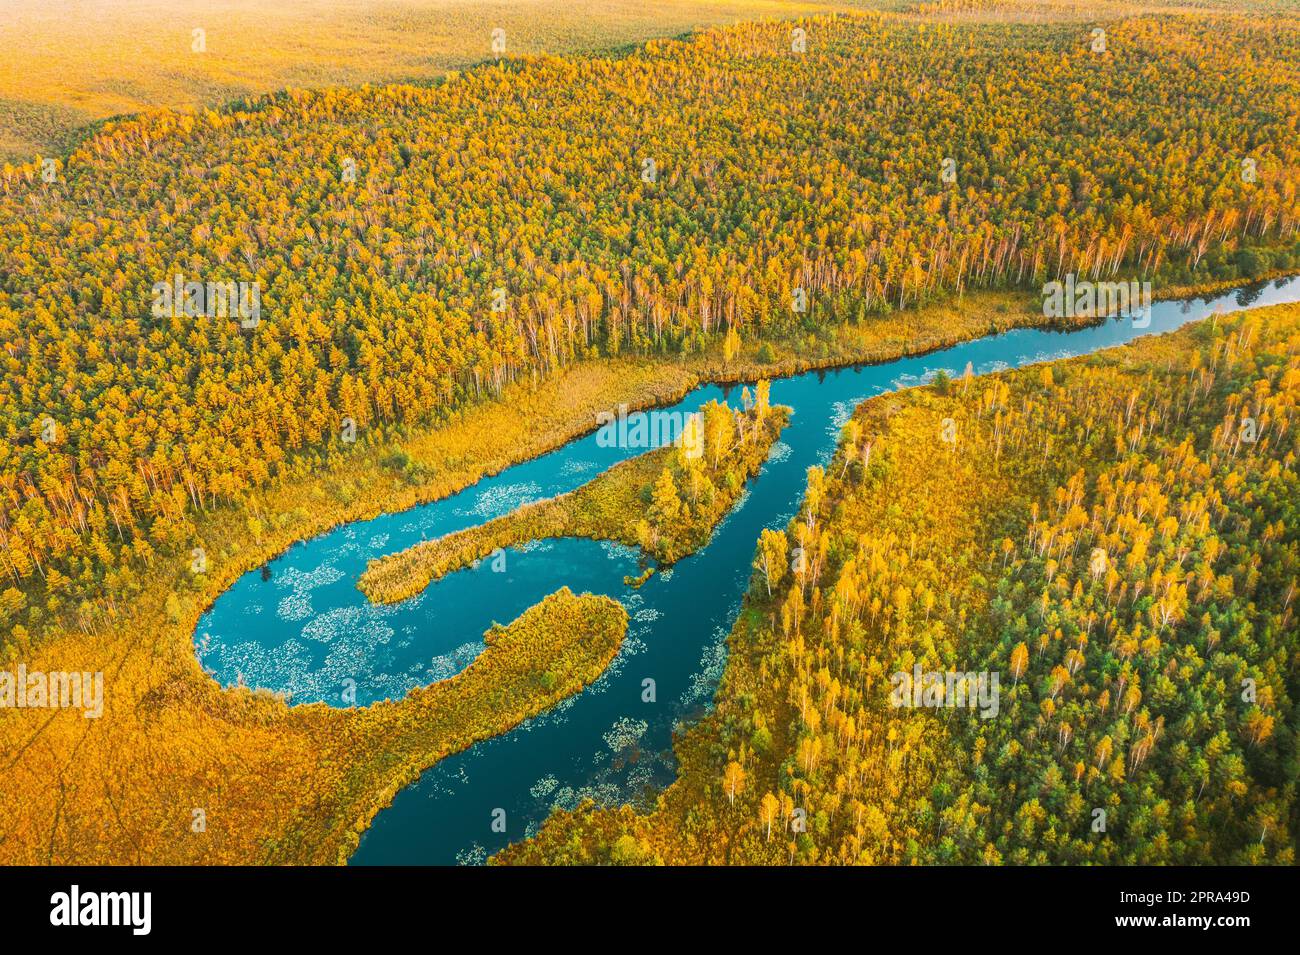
[194,277,1300,864]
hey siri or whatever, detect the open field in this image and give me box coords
[0,0,850,159]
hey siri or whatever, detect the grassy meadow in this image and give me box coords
[0,0,851,159]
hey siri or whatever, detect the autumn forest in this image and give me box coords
[0,0,1296,885]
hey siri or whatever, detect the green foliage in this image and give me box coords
[502,303,1300,866]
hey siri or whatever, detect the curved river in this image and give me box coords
[196,277,1300,864]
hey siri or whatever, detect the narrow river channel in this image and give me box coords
[194,276,1300,864]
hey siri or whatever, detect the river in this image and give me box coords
[194,276,1300,864]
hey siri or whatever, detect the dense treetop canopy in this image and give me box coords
[3,13,1299,614]
[499,302,1300,865]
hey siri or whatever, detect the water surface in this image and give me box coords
[195,277,1300,864]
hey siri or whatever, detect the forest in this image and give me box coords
[3,3,1299,865]
[5,12,1300,627]
[498,302,1299,865]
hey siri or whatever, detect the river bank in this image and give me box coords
[5,277,1297,865]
